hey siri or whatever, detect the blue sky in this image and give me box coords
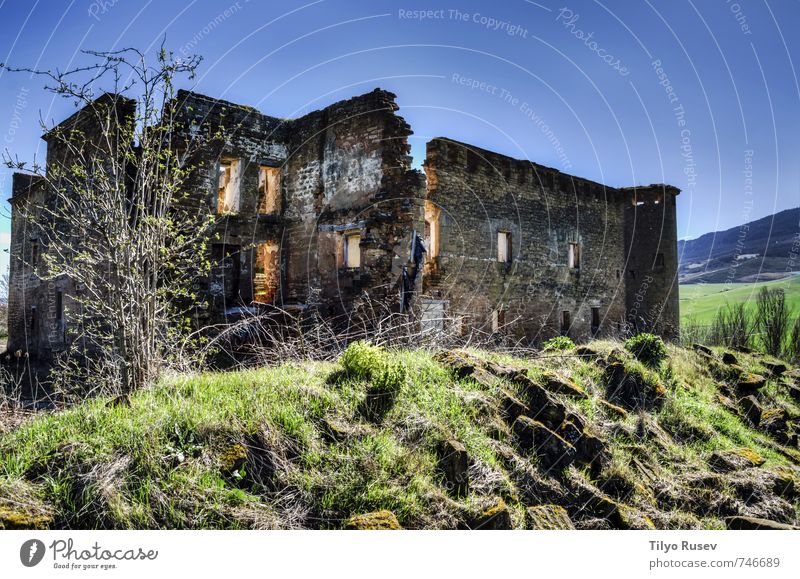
[1,0,799,275]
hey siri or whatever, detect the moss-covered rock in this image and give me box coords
[344,510,401,530]
[474,498,512,530]
[603,361,665,411]
[512,416,576,470]
[716,394,739,413]
[437,439,469,497]
[219,443,248,475]
[499,388,529,424]
[708,448,766,472]
[739,395,763,426]
[760,408,790,441]
[769,467,799,499]
[542,372,588,399]
[692,343,714,357]
[574,346,601,362]
[614,504,656,530]
[785,383,800,403]
[598,399,628,420]
[763,361,788,377]
[722,352,739,365]
[0,506,52,530]
[525,505,575,530]
[737,373,767,394]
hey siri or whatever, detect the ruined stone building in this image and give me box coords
[6,88,680,361]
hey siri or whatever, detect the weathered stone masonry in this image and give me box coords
[5,87,679,360]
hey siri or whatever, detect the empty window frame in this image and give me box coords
[253,242,280,304]
[343,231,361,268]
[56,289,64,322]
[424,201,441,260]
[217,158,241,214]
[212,243,241,303]
[568,242,580,269]
[30,241,39,269]
[560,310,571,335]
[591,307,600,335]
[258,166,281,215]
[497,231,511,263]
[492,309,506,332]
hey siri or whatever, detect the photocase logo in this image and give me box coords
[20,539,46,567]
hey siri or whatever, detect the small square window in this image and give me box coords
[344,232,361,268]
[497,231,511,263]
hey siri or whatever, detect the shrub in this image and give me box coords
[340,341,385,380]
[755,287,791,357]
[624,333,668,367]
[789,317,800,363]
[543,336,575,351]
[372,359,407,394]
[710,302,753,350]
[340,341,407,392]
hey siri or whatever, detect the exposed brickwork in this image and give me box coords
[6,88,679,360]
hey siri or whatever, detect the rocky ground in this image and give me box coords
[0,341,798,530]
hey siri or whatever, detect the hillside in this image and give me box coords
[679,207,800,283]
[1,342,799,530]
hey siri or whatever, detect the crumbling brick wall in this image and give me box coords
[423,137,631,343]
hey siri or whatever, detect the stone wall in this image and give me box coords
[622,185,681,339]
[423,137,632,343]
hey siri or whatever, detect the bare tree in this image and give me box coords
[3,47,222,394]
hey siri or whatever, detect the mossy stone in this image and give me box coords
[542,371,588,399]
[219,443,248,474]
[0,506,52,530]
[598,399,628,420]
[708,448,765,472]
[474,498,512,530]
[737,373,766,393]
[344,510,401,530]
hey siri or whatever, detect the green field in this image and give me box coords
[680,275,800,325]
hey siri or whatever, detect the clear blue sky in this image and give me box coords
[1,0,799,276]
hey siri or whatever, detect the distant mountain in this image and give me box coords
[678,207,800,284]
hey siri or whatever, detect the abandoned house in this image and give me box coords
[5,88,680,362]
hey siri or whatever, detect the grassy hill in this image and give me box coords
[678,207,799,284]
[1,341,799,530]
[680,276,800,326]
